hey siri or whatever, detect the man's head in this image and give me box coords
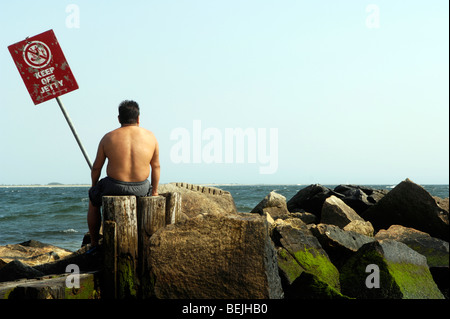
[118,100,140,125]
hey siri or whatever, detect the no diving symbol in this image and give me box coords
[23,41,51,69]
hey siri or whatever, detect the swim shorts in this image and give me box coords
[88,176,151,207]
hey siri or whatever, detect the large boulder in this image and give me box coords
[340,240,444,299]
[147,212,283,299]
[310,223,376,269]
[320,195,366,228]
[287,184,343,219]
[158,182,237,219]
[375,225,449,268]
[250,191,290,220]
[334,185,388,214]
[361,179,449,241]
[271,222,341,297]
[375,225,449,298]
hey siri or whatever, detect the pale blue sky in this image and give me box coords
[0,0,448,185]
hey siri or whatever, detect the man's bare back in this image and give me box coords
[91,123,160,195]
[101,125,157,182]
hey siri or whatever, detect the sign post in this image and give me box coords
[8,29,92,170]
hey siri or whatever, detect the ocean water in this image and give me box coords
[0,184,448,252]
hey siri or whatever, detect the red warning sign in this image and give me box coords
[8,29,79,105]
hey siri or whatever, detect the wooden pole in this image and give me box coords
[137,196,166,298]
[102,196,138,299]
[161,192,182,225]
[101,194,182,298]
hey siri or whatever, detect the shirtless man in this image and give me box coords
[87,100,160,248]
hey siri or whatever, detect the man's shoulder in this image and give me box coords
[139,127,157,139]
[101,129,118,140]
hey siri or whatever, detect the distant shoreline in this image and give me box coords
[0,184,90,188]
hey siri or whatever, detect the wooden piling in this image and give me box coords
[137,196,166,298]
[161,192,182,225]
[101,193,182,298]
[102,196,138,299]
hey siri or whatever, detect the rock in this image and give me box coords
[286,272,350,299]
[434,196,449,211]
[320,195,365,228]
[0,240,73,268]
[271,223,341,296]
[147,212,283,299]
[310,224,376,269]
[340,239,444,299]
[34,244,103,276]
[361,179,449,241]
[276,217,306,229]
[250,191,290,219]
[375,224,449,297]
[1,272,100,299]
[0,260,44,283]
[276,247,304,287]
[287,184,343,219]
[158,182,237,218]
[0,244,102,284]
[434,196,449,224]
[287,211,318,224]
[334,185,388,214]
[343,220,374,237]
[375,225,449,268]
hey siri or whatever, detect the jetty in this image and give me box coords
[0,179,448,299]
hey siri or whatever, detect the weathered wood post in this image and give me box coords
[137,196,166,298]
[102,196,138,299]
[161,192,182,225]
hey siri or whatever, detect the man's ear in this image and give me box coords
[137,116,140,125]
[118,116,121,124]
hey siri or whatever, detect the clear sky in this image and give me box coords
[0,0,448,185]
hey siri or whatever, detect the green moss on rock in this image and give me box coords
[340,240,444,299]
[277,247,304,284]
[388,262,444,299]
[292,248,340,291]
[287,272,352,299]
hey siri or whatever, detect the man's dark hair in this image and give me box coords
[118,100,140,124]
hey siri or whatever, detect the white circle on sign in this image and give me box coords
[23,41,52,69]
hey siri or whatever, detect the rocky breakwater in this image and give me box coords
[0,179,448,300]
[250,178,448,299]
[0,240,101,299]
[143,179,448,299]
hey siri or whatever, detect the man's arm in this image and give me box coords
[91,137,107,187]
[150,140,160,196]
